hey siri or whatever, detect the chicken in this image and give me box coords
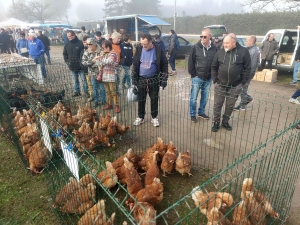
[244,191,267,225]
[15,116,27,130]
[113,117,130,139]
[53,177,83,208]
[76,104,97,126]
[124,157,143,206]
[97,161,118,189]
[27,139,52,174]
[57,111,68,130]
[207,207,232,225]
[191,186,233,216]
[93,122,111,147]
[232,200,251,225]
[154,137,168,160]
[106,119,117,143]
[176,150,192,177]
[139,145,158,172]
[241,178,279,218]
[160,142,177,177]
[20,130,39,158]
[60,183,96,214]
[135,178,163,206]
[145,151,160,186]
[133,202,156,225]
[112,149,140,184]
[78,199,116,225]
[73,122,94,146]
[67,112,78,127]
[80,171,97,187]
[13,110,22,124]
[99,113,111,130]
[16,122,36,137]
[78,136,99,153]
[10,107,17,119]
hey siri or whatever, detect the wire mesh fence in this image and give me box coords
[0,59,299,224]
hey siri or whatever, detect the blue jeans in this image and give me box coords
[169,53,176,71]
[291,90,300,99]
[122,66,131,87]
[70,70,88,94]
[293,61,300,82]
[189,77,212,116]
[91,77,106,104]
[33,55,46,77]
[44,49,51,63]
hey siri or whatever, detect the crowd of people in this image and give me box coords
[1,25,299,129]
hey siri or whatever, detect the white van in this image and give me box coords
[262,29,299,71]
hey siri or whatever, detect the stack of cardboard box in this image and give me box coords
[253,69,278,82]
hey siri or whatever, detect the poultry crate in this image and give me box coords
[1,60,300,224]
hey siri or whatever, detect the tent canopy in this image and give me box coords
[0,18,28,28]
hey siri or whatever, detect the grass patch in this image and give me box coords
[0,134,58,225]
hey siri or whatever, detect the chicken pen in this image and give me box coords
[0,59,300,225]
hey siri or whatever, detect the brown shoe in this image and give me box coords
[115,105,120,113]
[103,104,113,110]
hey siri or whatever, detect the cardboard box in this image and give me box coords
[252,74,257,80]
[277,54,285,64]
[255,71,266,81]
[264,69,278,82]
[286,53,293,60]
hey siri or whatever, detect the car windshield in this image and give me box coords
[207,27,227,37]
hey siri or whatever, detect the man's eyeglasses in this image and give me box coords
[200,36,207,39]
[87,44,93,46]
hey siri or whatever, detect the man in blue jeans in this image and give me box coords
[28,32,47,78]
[188,28,217,123]
[291,46,300,85]
[63,30,89,98]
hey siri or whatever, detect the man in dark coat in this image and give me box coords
[188,28,217,123]
[37,30,51,64]
[259,33,279,70]
[0,28,11,54]
[63,30,89,98]
[211,33,251,132]
[132,33,168,127]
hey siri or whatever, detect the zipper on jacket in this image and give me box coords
[227,52,232,86]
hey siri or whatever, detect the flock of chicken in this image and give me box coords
[51,138,192,224]
[43,101,130,152]
[191,178,279,225]
[12,107,52,174]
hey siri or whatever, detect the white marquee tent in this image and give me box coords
[0,18,38,29]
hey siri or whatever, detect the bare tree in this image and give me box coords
[244,0,300,11]
[7,0,71,23]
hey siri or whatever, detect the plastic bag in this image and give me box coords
[127,85,138,102]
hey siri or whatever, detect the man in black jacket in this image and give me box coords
[132,34,168,127]
[120,34,133,89]
[63,30,89,98]
[188,28,217,123]
[211,33,251,132]
[0,28,11,54]
[37,31,51,64]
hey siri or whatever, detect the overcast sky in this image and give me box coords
[1,0,274,23]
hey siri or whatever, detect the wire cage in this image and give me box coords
[0,59,300,225]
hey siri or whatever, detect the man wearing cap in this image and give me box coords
[28,32,47,78]
[211,33,251,132]
[213,36,222,50]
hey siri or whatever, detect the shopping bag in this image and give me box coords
[127,85,138,102]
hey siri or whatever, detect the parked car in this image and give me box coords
[261,29,299,71]
[204,25,228,39]
[236,37,246,46]
[161,35,194,58]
